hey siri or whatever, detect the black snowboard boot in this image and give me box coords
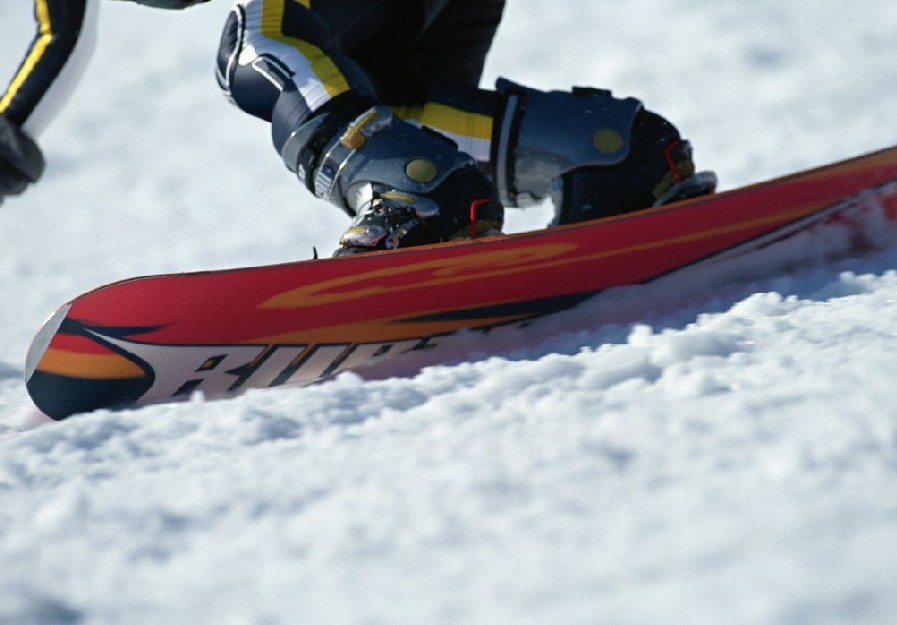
[493,79,716,225]
[277,100,504,256]
[553,110,717,224]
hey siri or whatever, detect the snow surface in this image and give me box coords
[2,1,897,623]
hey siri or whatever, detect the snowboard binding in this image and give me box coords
[278,102,504,256]
[334,188,504,256]
[494,79,716,225]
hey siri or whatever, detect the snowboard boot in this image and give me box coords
[276,100,504,256]
[493,79,716,224]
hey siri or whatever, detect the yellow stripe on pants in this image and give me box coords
[261,0,350,99]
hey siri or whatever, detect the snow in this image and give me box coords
[2,1,897,623]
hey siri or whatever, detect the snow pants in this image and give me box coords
[217,0,507,167]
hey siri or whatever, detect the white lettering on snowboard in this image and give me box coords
[87,330,433,403]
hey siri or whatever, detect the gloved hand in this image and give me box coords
[279,95,503,254]
[117,0,211,9]
[0,115,45,206]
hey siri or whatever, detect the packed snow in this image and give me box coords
[2,1,897,623]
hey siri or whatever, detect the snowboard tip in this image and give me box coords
[25,304,71,383]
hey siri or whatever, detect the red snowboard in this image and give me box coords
[26,146,897,419]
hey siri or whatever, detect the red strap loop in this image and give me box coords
[664,139,686,183]
[469,198,493,239]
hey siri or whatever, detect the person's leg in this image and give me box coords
[217,0,503,253]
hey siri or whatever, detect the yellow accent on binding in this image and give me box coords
[261,0,349,98]
[652,160,696,199]
[339,107,380,149]
[405,158,438,183]
[593,129,624,154]
[0,0,54,115]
